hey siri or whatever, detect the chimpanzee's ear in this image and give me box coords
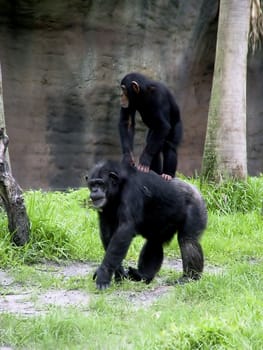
[109,171,119,185]
[131,81,140,94]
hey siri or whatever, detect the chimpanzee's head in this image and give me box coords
[120,72,148,108]
[120,82,139,108]
[86,161,124,209]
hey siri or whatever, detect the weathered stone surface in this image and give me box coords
[0,0,262,189]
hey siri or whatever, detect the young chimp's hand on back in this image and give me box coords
[161,173,173,181]
[137,163,150,173]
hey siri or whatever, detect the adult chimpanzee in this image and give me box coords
[119,72,182,181]
[87,160,207,290]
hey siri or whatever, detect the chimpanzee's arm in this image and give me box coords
[103,223,134,270]
[119,108,136,165]
[94,220,135,290]
[139,121,171,167]
[99,216,113,251]
[98,216,128,283]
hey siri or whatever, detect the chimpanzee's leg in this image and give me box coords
[178,196,207,283]
[176,203,204,283]
[128,240,164,283]
[162,142,177,178]
[177,237,204,283]
[162,122,182,177]
[150,153,162,175]
[144,129,163,174]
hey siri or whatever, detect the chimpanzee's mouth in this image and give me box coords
[91,197,107,209]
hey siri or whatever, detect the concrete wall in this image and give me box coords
[0,0,262,189]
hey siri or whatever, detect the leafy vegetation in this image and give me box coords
[0,176,262,349]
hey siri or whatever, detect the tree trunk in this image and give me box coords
[0,128,30,245]
[0,63,30,245]
[202,0,250,181]
[0,63,11,170]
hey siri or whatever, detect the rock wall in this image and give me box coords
[0,0,262,189]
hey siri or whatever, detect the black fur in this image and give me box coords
[87,160,207,290]
[119,72,182,177]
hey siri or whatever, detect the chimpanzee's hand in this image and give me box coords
[161,173,173,181]
[138,151,151,171]
[137,163,150,173]
[93,265,112,290]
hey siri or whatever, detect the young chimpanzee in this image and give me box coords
[87,160,207,290]
[119,72,182,181]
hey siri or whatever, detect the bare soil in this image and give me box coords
[0,260,222,316]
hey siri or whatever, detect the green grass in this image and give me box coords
[0,177,262,349]
[196,174,263,214]
[0,188,103,266]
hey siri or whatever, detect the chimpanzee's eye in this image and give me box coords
[88,178,105,191]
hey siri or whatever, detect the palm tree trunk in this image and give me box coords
[202,0,250,181]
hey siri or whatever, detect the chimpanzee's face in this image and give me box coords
[120,85,129,108]
[87,165,120,210]
[87,178,107,209]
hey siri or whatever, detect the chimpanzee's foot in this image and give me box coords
[127,267,142,281]
[114,266,128,282]
[128,267,154,284]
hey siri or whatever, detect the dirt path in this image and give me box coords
[0,260,222,316]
